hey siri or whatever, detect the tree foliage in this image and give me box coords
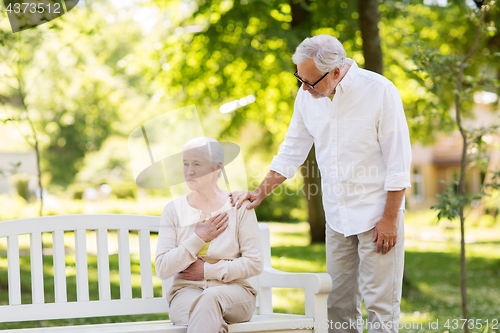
[146,0,362,144]
[0,2,145,185]
[409,2,498,329]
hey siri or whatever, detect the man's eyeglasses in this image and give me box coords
[294,70,330,90]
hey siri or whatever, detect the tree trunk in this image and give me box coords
[452,6,488,331]
[290,0,311,32]
[290,0,325,242]
[358,0,384,75]
[359,0,420,296]
[300,146,326,243]
[18,81,43,217]
[456,102,469,333]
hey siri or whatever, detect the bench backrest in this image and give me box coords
[0,214,272,323]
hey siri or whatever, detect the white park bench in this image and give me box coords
[0,214,332,333]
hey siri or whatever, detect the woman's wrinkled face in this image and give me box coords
[183,148,218,190]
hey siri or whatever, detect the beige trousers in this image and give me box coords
[168,282,256,333]
[326,210,405,333]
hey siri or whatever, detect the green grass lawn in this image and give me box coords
[1,217,499,332]
[270,221,500,333]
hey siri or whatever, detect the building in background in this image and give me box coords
[406,91,500,211]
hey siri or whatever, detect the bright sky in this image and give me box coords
[424,0,479,8]
[109,0,137,9]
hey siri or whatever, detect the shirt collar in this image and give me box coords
[336,58,358,93]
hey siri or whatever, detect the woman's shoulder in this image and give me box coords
[234,199,257,222]
[161,195,188,218]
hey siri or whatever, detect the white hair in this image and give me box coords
[292,35,346,74]
[182,137,224,178]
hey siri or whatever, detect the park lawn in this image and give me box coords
[0,221,499,332]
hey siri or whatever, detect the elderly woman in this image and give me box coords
[155,137,263,333]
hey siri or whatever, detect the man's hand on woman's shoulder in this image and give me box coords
[229,190,264,210]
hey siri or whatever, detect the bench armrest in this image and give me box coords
[259,267,332,294]
[257,267,331,333]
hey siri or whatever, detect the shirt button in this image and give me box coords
[332,116,335,119]
[333,162,336,165]
[332,139,335,143]
[340,203,344,206]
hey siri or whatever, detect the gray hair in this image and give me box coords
[292,35,346,74]
[182,137,224,178]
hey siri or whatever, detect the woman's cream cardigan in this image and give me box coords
[155,195,264,299]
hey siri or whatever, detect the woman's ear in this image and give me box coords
[212,162,223,173]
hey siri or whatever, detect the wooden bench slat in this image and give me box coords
[257,224,272,315]
[139,230,154,299]
[0,298,169,322]
[30,232,45,304]
[96,229,111,301]
[0,321,186,333]
[75,229,89,302]
[53,230,67,303]
[0,315,315,333]
[118,229,133,300]
[0,215,162,238]
[7,235,21,306]
[0,304,314,333]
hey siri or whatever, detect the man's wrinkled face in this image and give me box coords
[296,58,336,99]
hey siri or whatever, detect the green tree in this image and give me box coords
[378,0,500,145]
[1,26,47,215]
[146,0,362,241]
[408,2,498,330]
[1,1,145,187]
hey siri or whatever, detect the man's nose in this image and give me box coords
[302,84,310,91]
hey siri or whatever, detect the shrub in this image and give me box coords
[255,183,307,222]
[14,177,30,202]
[68,183,89,200]
[111,181,137,199]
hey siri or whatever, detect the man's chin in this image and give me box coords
[308,91,323,99]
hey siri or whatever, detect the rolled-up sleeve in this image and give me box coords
[269,96,314,179]
[378,83,412,191]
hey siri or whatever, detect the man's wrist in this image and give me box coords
[381,213,398,224]
[253,187,265,202]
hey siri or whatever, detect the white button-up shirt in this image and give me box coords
[269,59,412,237]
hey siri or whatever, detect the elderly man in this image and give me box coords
[230,35,411,333]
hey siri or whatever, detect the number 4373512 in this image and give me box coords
[444,319,498,330]
[5,2,62,14]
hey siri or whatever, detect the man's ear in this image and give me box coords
[333,67,340,78]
